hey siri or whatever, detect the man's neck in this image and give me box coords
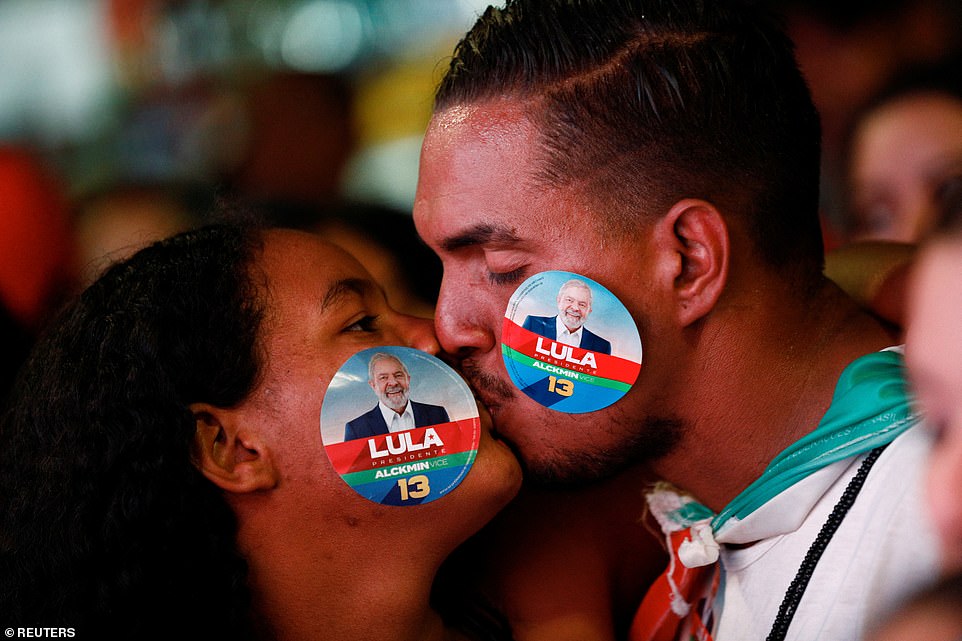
[649,278,896,512]
[558,316,582,335]
[383,400,409,416]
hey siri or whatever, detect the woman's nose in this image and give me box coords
[398,313,441,355]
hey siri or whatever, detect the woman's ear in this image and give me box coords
[655,198,730,327]
[189,402,279,493]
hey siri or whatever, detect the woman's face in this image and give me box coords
[849,93,962,243]
[906,236,962,569]
[239,229,521,548]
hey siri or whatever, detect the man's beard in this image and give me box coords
[458,358,516,409]
[381,387,410,412]
[560,310,585,331]
[522,415,686,489]
[457,356,685,489]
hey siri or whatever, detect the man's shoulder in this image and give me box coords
[583,326,609,341]
[582,326,611,350]
[411,400,447,412]
[347,404,380,425]
[525,314,554,325]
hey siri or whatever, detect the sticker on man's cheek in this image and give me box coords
[501,271,642,413]
[319,346,480,506]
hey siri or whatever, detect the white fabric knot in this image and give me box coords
[670,591,691,617]
[678,521,720,568]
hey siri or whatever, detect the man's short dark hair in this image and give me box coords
[436,0,825,283]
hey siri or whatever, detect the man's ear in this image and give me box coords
[189,402,279,493]
[655,199,730,326]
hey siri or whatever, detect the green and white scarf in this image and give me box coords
[647,347,921,565]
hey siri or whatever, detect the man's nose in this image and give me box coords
[434,276,497,358]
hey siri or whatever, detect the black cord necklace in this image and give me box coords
[766,444,889,641]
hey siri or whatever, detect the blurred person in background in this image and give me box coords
[904,177,962,571]
[823,57,962,331]
[71,180,209,287]
[867,573,962,641]
[225,71,357,209]
[842,57,962,244]
[758,0,962,154]
[864,175,962,641]
[756,0,962,248]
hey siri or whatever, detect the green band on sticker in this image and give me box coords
[502,344,632,392]
[340,450,477,486]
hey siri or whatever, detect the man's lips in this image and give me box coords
[443,357,524,454]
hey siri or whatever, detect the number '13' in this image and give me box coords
[548,375,574,397]
[398,475,430,501]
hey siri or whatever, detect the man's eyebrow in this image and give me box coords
[321,277,373,311]
[440,223,521,252]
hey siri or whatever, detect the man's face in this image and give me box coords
[557,286,592,332]
[370,357,411,412]
[414,100,679,484]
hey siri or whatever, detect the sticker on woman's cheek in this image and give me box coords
[319,346,480,506]
[501,271,642,413]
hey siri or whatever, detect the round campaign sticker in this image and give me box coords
[501,271,643,413]
[320,346,480,506]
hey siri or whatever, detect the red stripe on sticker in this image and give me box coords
[326,418,479,474]
[502,319,639,383]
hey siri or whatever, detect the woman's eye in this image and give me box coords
[487,267,526,286]
[345,315,379,332]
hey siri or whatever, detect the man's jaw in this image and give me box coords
[383,388,409,412]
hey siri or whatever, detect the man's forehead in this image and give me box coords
[560,284,591,297]
[374,358,404,370]
[416,99,601,253]
[420,105,534,180]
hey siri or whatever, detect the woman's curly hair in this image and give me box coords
[0,224,267,640]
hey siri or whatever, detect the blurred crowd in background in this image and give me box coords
[3,0,962,400]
